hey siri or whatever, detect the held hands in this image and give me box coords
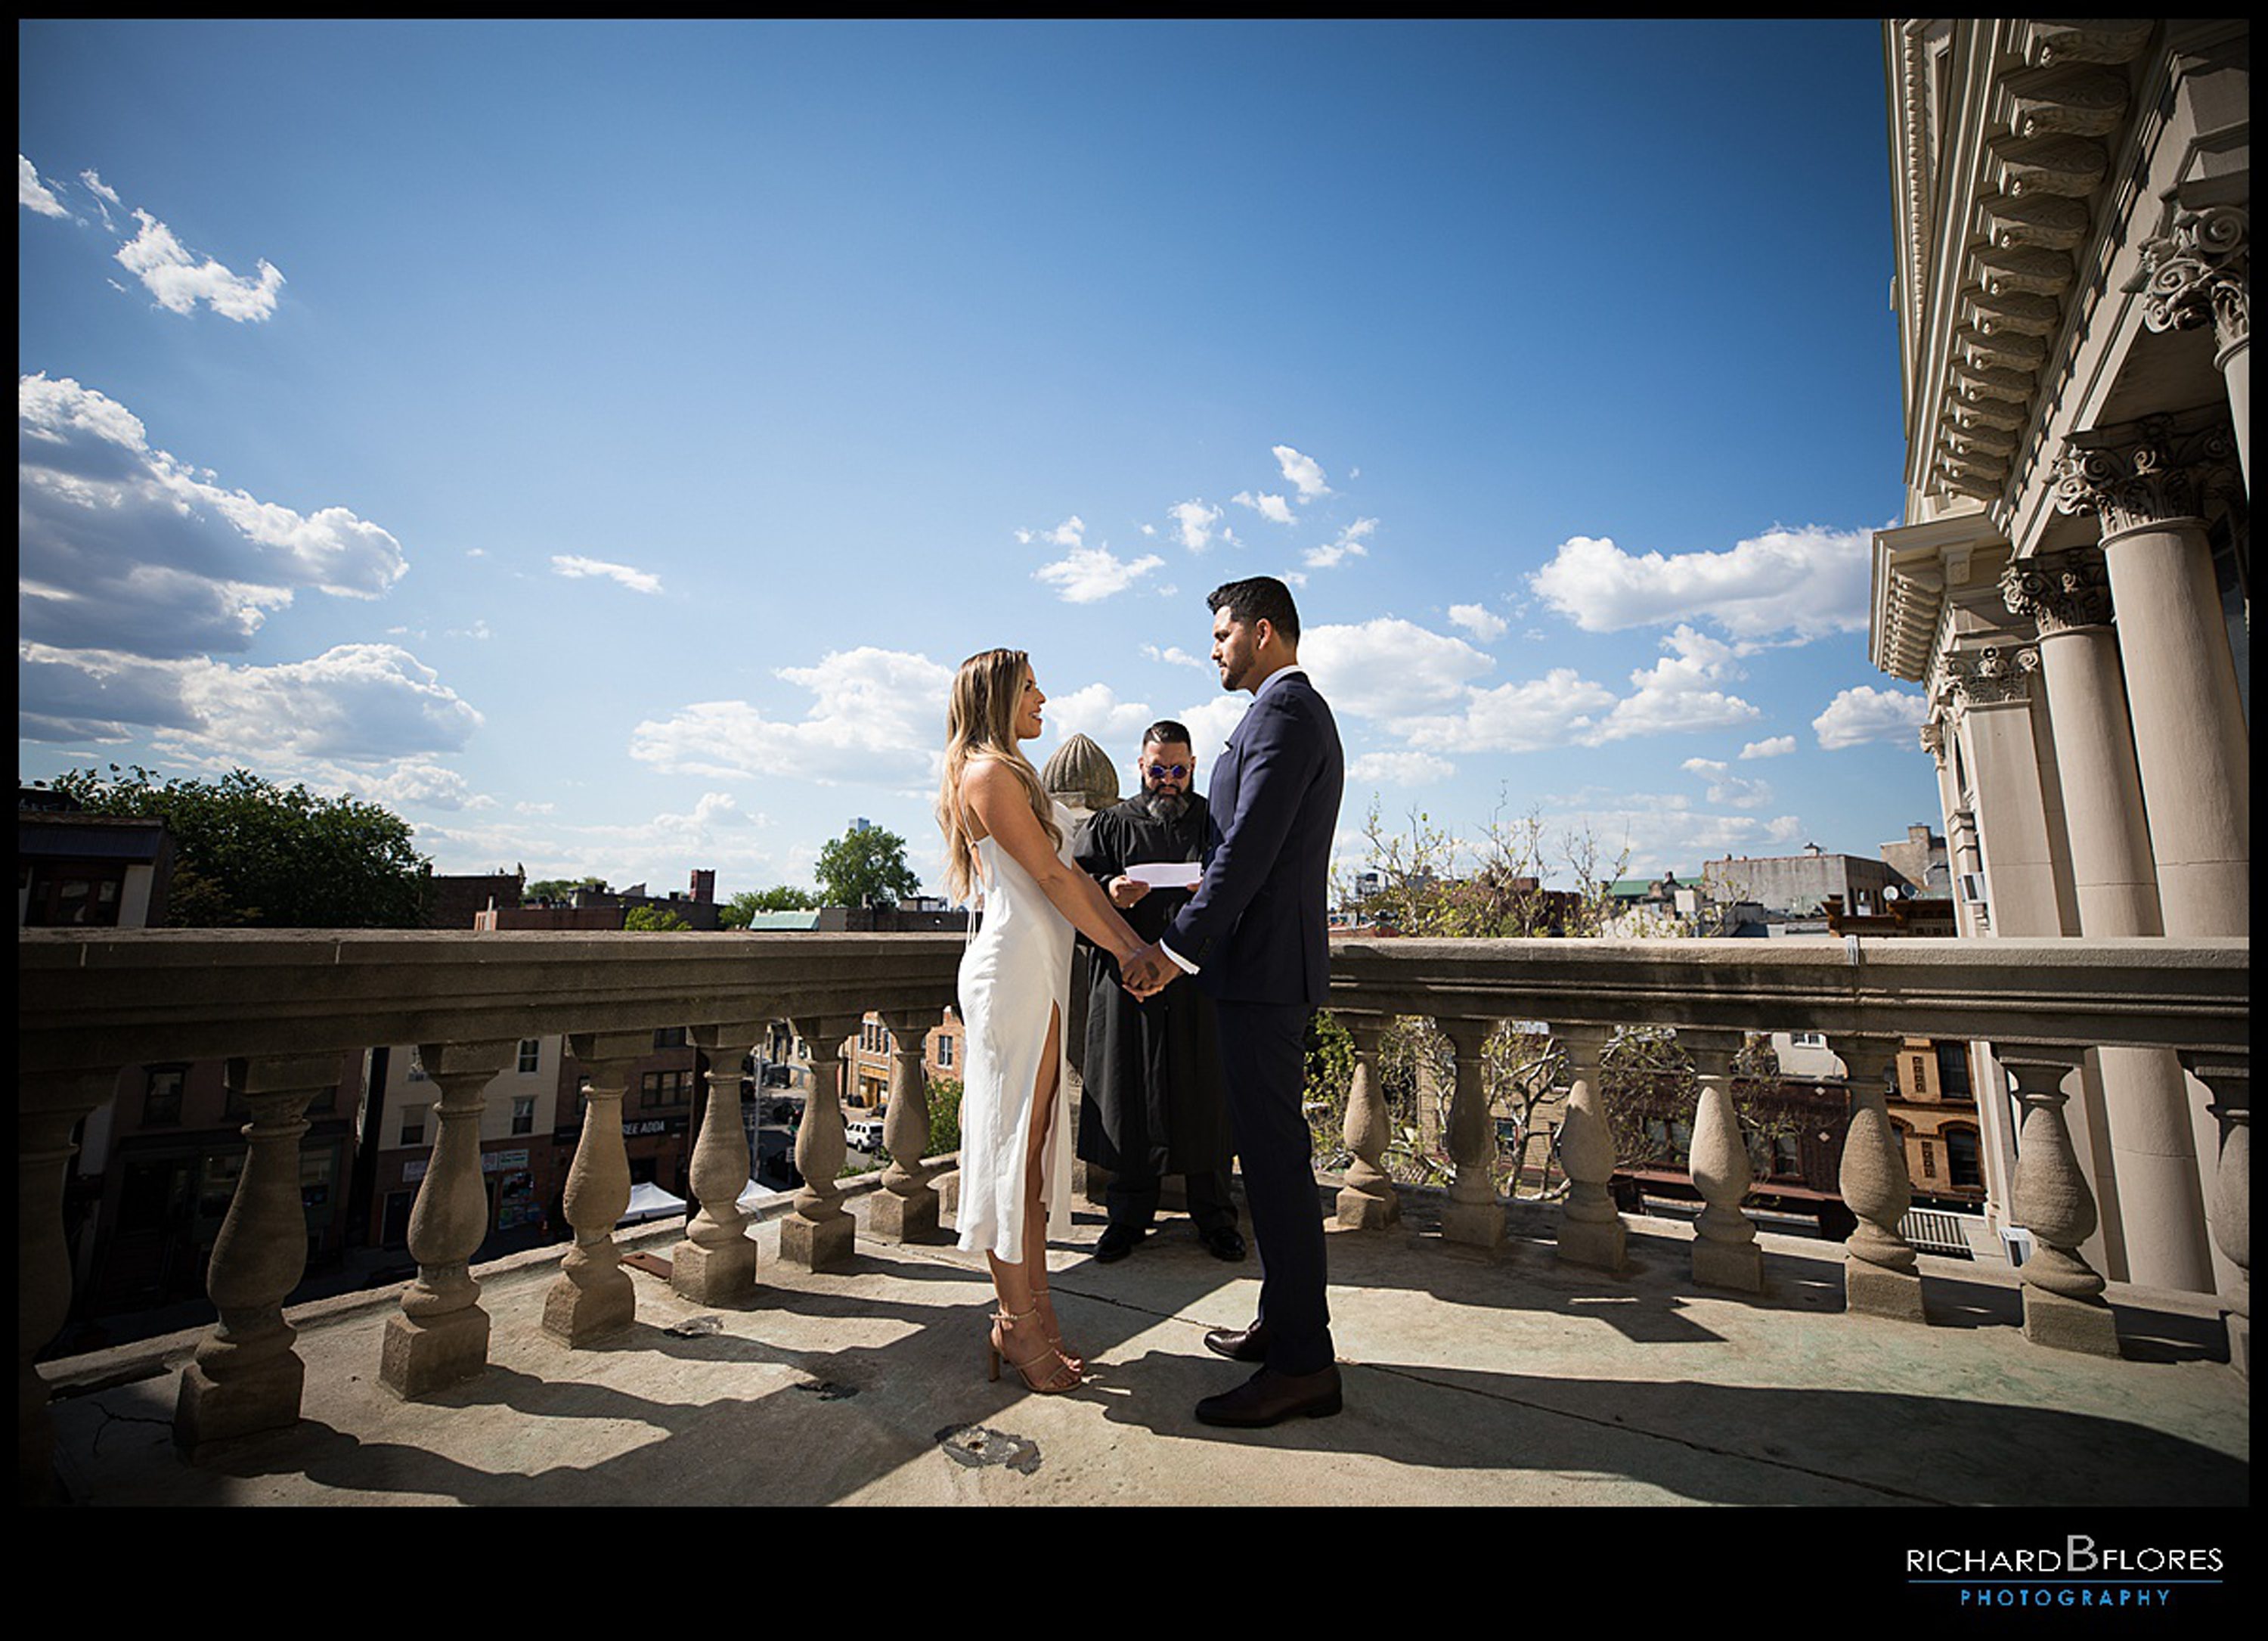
[1108,874,1151,909]
[1119,941,1179,999]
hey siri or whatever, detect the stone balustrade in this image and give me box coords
[18,929,2250,1500]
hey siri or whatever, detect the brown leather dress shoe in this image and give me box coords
[1202,1320,1271,1363]
[1194,1363,1343,1428]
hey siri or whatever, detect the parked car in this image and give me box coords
[845,1118,886,1151]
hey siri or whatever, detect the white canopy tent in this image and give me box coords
[616,1181,686,1227]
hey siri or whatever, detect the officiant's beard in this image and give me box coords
[1137,787,1191,824]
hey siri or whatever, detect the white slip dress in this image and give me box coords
[954,800,1078,1264]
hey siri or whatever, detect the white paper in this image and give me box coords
[1125,861,1202,889]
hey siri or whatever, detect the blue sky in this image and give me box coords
[19,19,1937,902]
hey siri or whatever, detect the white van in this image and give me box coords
[846,1118,886,1151]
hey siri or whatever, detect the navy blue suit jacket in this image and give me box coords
[1164,670,1344,1007]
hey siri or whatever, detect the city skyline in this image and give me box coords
[18,20,1938,903]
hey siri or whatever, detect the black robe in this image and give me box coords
[1074,795,1232,1178]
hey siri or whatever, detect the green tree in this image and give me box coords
[527,876,609,902]
[622,905,692,932]
[814,821,922,909]
[44,764,429,929]
[926,1075,962,1156]
[717,886,820,927]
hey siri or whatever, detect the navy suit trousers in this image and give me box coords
[1214,999,1334,1376]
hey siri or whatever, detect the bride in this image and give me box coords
[937,648,1151,1393]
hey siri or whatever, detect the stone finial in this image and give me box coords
[2000,547,2113,634]
[2051,411,2241,535]
[1040,733,1120,813]
[2127,204,2248,350]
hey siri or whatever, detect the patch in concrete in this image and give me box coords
[795,1380,859,1401]
[665,1314,724,1338]
[935,1422,1041,1474]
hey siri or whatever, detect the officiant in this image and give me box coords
[1074,721,1246,1264]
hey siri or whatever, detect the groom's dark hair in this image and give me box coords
[1207,576,1300,644]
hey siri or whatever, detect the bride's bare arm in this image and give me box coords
[962,762,1145,965]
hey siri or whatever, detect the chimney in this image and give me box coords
[690,869,715,904]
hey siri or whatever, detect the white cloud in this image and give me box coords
[349,760,482,812]
[18,374,407,659]
[1029,516,1084,548]
[1680,756,1774,808]
[1407,668,1619,752]
[551,554,662,595]
[1033,542,1164,603]
[1174,693,1253,759]
[1272,444,1331,501]
[1043,682,1155,749]
[1812,685,1929,750]
[1232,490,1297,526]
[79,169,121,207]
[628,647,953,789]
[1300,617,1496,719]
[1447,603,1508,642]
[1167,499,1222,553]
[1304,518,1377,571]
[1740,736,1797,760]
[1142,644,1208,670]
[1348,750,1455,787]
[114,209,284,321]
[1529,525,1873,641]
[20,155,70,217]
[1588,625,1762,743]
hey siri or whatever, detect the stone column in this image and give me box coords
[20,1067,122,1503]
[1999,1047,2121,1357]
[1831,1037,1924,1323]
[1334,1014,1399,1230]
[380,1040,515,1398]
[2179,1052,2249,1379]
[2001,550,2217,1293]
[671,1022,762,1304]
[872,1010,940,1242]
[1940,645,2075,937]
[1681,1029,1760,1292]
[782,1015,856,1271]
[2052,412,2248,938]
[1552,1025,1625,1273]
[1436,1017,1504,1251]
[2130,203,2250,493]
[542,1033,643,1346]
[176,1054,333,1452]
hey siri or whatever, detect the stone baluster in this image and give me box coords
[1437,1016,1504,1251]
[380,1040,516,1397]
[783,1015,857,1270]
[872,1009,941,1242]
[1334,1013,1399,1230]
[176,1054,333,1452]
[542,1033,643,1346]
[1681,1028,1761,1292]
[2180,1052,2249,1379]
[671,1021,764,1304]
[1831,1036,1924,1323]
[1552,1025,1625,1273]
[1998,1045,2121,1357]
[20,1067,123,1503]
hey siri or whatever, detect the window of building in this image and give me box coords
[643,1069,692,1109]
[143,1066,187,1128]
[654,1027,687,1050]
[1789,1031,1827,1050]
[1935,1040,1972,1099]
[518,1039,541,1075]
[401,1106,429,1146]
[936,1033,954,1069]
[510,1097,535,1136]
[1946,1126,1983,1190]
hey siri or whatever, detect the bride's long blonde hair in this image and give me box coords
[937,647,1061,902]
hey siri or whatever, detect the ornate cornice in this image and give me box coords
[2127,203,2249,352]
[2050,411,2242,536]
[2000,547,2114,634]
[1945,644,2040,709]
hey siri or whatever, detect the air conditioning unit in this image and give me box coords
[1957,871,1989,905]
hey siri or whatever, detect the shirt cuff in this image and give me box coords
[1158,941,1199,976]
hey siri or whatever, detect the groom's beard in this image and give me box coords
[1137,787,1191,825]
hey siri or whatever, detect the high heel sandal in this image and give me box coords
[1030,1280,1086,1376]
[987,1304,1083,1392]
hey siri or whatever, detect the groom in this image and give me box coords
[1122,575,1346,1428]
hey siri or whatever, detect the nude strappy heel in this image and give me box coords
[987,1304,1083,1392]
[1029,1279,1086,1376]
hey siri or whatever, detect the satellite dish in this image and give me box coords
[1883,885,1901,901]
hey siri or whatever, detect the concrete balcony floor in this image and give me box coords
[42,1191,2247,1509]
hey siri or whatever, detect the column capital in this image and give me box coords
[2126,203,2248,352]
[1944,643,2040,710]
[2050,410,2242,537]
[2000,545,2113,634]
